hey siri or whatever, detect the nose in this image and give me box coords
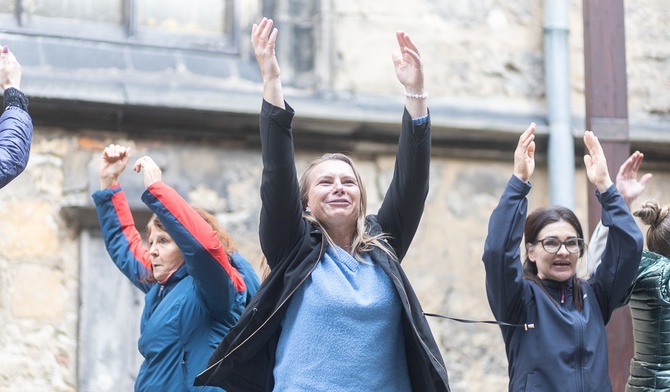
[332,181,345,194]
[556,243,570,255]
[149,243,159,256]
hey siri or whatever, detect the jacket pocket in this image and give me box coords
[181,350,190,389]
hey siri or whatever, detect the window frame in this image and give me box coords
[0,0,239,54]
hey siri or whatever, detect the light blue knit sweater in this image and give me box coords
[273,245,411,391]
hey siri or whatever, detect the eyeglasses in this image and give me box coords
[533,238,584,254]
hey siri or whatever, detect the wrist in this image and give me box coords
[405,90,428,99]
[596,179,613,193]
[100,178,120,190]
[513,173,529,183]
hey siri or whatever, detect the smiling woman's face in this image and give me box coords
[526,220,580,282]
[306,159,361,233]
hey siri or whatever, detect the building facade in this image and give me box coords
[0,0,668,390]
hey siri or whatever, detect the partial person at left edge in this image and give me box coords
[0,45,33,189]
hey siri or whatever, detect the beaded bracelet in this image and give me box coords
[404,91,428,99]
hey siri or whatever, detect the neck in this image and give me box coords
[327,229,354,253]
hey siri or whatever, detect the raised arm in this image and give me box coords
[93,145,153,292]
[0,47,32,188]
[252,17,284,109]
[376,32,430,259]
[482,124,535,322]
[587,151,651,273]
[583,135,644,318]
[135,156,247,325]
[252,19,304,266]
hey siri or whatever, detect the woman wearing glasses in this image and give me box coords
[482,123,643,391]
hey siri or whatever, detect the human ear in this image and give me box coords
[526,243,537,262]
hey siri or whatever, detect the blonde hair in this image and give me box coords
[634,201,670,258]
[298,153,396,262]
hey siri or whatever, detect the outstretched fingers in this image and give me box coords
[513,123,536,182]
[396,31,420,60]
[583,131,613,191]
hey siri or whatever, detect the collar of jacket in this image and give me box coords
[542,277,574,304]
[158,264,188,292]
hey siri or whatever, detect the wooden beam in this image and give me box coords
[583,1,632,391]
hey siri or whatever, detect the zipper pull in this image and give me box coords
[561,286,565,304]
[158,285,165,298]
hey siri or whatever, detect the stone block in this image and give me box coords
[10,265,65,319]
[182,52,234,78]
[43,40,127,70]
[0,201,60,259]
[130,49,177,73]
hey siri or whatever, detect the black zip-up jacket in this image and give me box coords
[195,100,450,391]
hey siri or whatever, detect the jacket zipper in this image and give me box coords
[203,238,326,370]
[574,311,585,390]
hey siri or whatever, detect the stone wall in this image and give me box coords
[329,0,669,124]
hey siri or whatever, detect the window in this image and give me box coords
[0,0,236,52]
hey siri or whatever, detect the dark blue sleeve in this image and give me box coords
[482,175,531,324]
[230,251,261,305]
[0,105,33,188]
[92,186,154,293]
[590,184,644,322]
[142,181,248,325]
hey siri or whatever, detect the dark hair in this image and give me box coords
[523,206,585,311]
[634,201,670,258]
[144,207,237,283]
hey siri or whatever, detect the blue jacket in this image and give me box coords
[93,182,259,391]
[483,175,643,391]
[0,88,33,188]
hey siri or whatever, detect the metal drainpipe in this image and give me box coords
[544,0,575,209]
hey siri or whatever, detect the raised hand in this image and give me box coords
[100,144,131,190]
[251,17,284,108]
[583,131,613,192]
[513,123,536,183]
[616,151,652,207]
[392,31,426,118]
[133,156,162,189]
[392,31,424,94]
[0,46,22,92]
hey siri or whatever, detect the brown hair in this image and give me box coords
[298,153,395,262]
[634,201,670,258]
[523,206,585,311]
[144,207,237,283]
